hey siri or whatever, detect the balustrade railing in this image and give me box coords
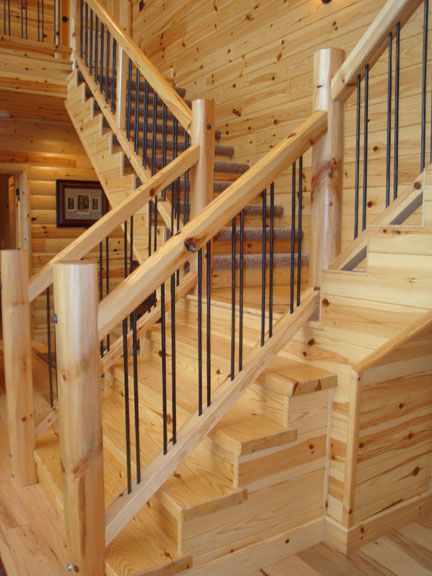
[1,0,63,45]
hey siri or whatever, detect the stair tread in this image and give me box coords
[117,356,297,457]
[213,253,309,270]
[35,425,190,576]
[103,374,244,520]
[215,226,294,241]
[147,310,335,399]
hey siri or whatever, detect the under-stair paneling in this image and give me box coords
[132,0,430,250]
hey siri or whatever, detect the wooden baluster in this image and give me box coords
[190,99,216,284]
[1,250,37,486]
[310,48,345,288]
[53,261,105,576]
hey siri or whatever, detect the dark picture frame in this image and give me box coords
[56,180,107,227]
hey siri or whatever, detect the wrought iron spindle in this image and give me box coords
[230,217,236,380]
[393,22,401,200]
[100,23,104,93]
[170,273,177,441]
[362,64,369,232]
[46,287,54,407]
[134,69,141,154]
[183,132,190,223]
[84,2,89,66]
[296,158,303,307]
[132,307,141,483]
[354,74,361,239]
[198,249,203,415]
[269,183,275,336]
[105,236,110,351]
[290,163,296,314]
[142,80,149,166]
[89,8,93,75]
[94,15,99,83]
[386,32,393,207]
[206,241,212,406]
[111,38,117,113]
[99,242,104,356]
[421,0,429,172]
[261,189,267,346]
[126,59,132,140]
[239,209,244,371]
[160,283,168,454]
[79,0,84,57]
[41,0,44,41]
[148,200,153,257]
[122,315,132,493]
[151,90,158,175]
[105,30,110,102]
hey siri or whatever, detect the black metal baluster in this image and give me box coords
[230,218,236,380]
[46,288,54,407]
[421,0,429,172]
[151,90,158,175]
[198,249,203,415]
[122,316,132,493]
[100,22,104,93]
[94,15,98,83]
[126,59,132,140]
[84,2,88,66]
[37,0,40,41]
[296,158,303,307]
[53,0,56,43]
[206,241,212,406]
[3,0,6,35]
[129,216,134,275]
[160,283,168,454]
[148,200,153,257]
[172,117,179,232]
[105,236,110,351]
[170,273,177,442]
[183,132,190,223]
[354,74,361,239]
[269,183,275,336]
[290,163,296,314]
[79,0,83,57]
[105,30,110,102]
[111,38,117,113]
[132,306,140,483]
[239,209,244,370]
[134,69,141,154]
[362,64,369,231]
[386,32,393,207]
[99,241,104,357]
[20,0,23,38]
[89,8,93,75]
[261,189,267,346]
[162,104,168,199]
[123,220,128,279]
[142,80,149,167]
[394,22,400,200]
[153,196,158,253]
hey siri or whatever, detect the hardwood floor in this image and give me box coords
[258,516,432,576]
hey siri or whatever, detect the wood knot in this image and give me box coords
[185,238,198,252]
[322,298,330,307]
[414,181,421,190]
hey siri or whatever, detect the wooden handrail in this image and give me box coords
[331,0,423,103]
[27,145,199,302]
[85,0,193,132]
[105,287,320,544]
[97,111,328,340]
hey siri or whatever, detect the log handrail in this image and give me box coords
[97,110,328,340]
[84,0,193,132]
[331,0,423,103]
[27,145,199,302]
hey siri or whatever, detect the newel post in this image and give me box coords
[310,48,345,287]
[53,262,105,575]
[190,99,216,282]
[1,250,37,486]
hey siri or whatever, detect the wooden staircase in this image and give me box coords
[66,68,303,289]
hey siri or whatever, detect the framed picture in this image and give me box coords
[56,180,107,227]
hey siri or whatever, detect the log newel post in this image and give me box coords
[53,261,105,576]
[190,99,216,283]
[1,250,37,486]
[310,48,346,288]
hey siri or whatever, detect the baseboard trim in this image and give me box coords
[180,517,325,576]
[325,490,432,553]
